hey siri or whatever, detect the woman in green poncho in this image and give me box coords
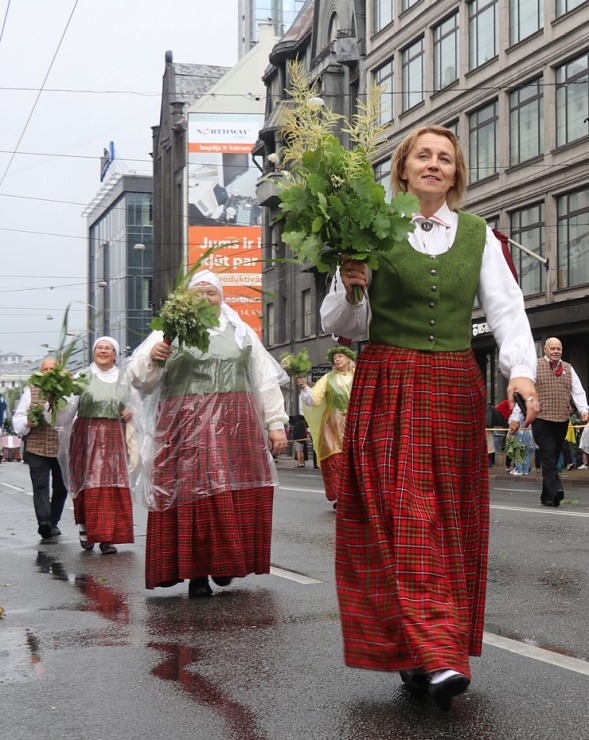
[297,346,356,506]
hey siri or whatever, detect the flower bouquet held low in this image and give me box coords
[276,61,419,304]
[504,433,528,465]
[150,284,220,357]
[27,403,49,430]
[280,349,312,377]
[27,365,89,426]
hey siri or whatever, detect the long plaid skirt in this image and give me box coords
[320,452,342,502]
[145,486,274,589]
[69,417,129,493]
[73,486,134,545]
[336,344,489,677]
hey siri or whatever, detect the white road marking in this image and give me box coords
[0,482,26,492]
[270,566,322,584]
[483,632,589,676]
[279,485,326,495]
[491,504,589,518]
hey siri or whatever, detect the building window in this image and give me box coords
[469,0,498,70]
[556,53,589,147]
[510,204,545,296]
[402,0,420,10]
[509,0,543,45]
[509,78,543,166]
[402,38,424,112]
[433,14,459,91]
[267,302,275,346]
[469,102,497,182]
[373,59,394,124]
[374,159,392,201]
[302,289,312,337]
[557,189,589,289]
[556,0,585,16]
[373,0,393,33]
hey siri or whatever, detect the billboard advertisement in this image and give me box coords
[187,113,263,336]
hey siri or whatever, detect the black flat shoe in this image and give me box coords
[553,490,564,507]
[80,538,95,551]
[38,522,52,539]
[429,673,470,711]
[399,670,429,693]
[99,542,117,555]
[51,526,62,537]
[540,498,554,507]
[211,576,234,587]
[188,577,213,598]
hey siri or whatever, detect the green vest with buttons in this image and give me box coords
[368,211,486,351]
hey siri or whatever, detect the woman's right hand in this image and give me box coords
[340,258,368,303]
[150,341,172,364]
[296,376,307,388]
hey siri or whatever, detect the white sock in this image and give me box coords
[429,669,463,685]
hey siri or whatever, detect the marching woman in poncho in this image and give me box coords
[296,346,355,506]
[320,125,539,710]
[59,337,135,555]
[127,270,288,598]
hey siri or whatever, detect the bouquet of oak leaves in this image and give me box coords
[150,285,220,357]
[27,364,88,427]
[274,60,419,304]
[280,348,312,377]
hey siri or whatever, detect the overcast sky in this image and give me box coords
[0,0,239,361]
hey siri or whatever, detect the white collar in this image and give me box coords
[90,362,119,383]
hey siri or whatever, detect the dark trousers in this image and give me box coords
[531,418,568,503]
[25,451,68,527]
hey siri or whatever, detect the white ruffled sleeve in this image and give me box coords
[320,269,369,340]
[477,227,537,380]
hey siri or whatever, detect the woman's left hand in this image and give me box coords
[120,408,133,423]
[268,429,287,458]
[507,378,539,426]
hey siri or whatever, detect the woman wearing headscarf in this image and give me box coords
[60,336,135,554]
[296,346,356,506]
[127,270,288,597]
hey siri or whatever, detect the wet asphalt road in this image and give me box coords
[1,458,589,740]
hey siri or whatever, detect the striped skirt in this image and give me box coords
[336,344,489,678]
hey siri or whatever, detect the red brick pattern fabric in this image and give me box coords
[73,486,134,544]
[336,343,489,678]
[145,486,274,589]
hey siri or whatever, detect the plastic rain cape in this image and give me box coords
[302,370,354,464]
[57,365,137,497]
[126,322,288,512]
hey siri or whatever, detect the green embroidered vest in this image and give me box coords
[368,211,486,351]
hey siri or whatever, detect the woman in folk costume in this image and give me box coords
[60,337,135,555]
[320,125,539,710]
[127,269,288,598]
[296,346,356,506]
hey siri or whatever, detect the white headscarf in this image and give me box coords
[188,269,247,349]
[93,336,120,358]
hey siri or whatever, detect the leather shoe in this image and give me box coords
[51,526,61,537]
[211,576,234,587]
[188,576,213,598]
[99,542,117,555]
[429,671,470,711]
[553,490,564,507]
[399,670,429,693]
[38,522,52,539]
[540,498,554,507]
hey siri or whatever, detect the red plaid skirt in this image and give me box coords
[69,417,129,494]
[73,486,134,545]
[320,452,342,502]
[145,486,274,589]
[336,344,489,677]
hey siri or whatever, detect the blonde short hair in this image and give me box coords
[390,125,468,211]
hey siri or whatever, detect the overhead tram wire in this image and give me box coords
[0,0,80,191]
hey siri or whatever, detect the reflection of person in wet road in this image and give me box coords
[128,270,288,597]
[59,337,135,555]
[13,357,68,541]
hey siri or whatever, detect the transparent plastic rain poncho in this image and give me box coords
[126,319,289,511]
[300,369,354,463]
[57,364,137,497]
